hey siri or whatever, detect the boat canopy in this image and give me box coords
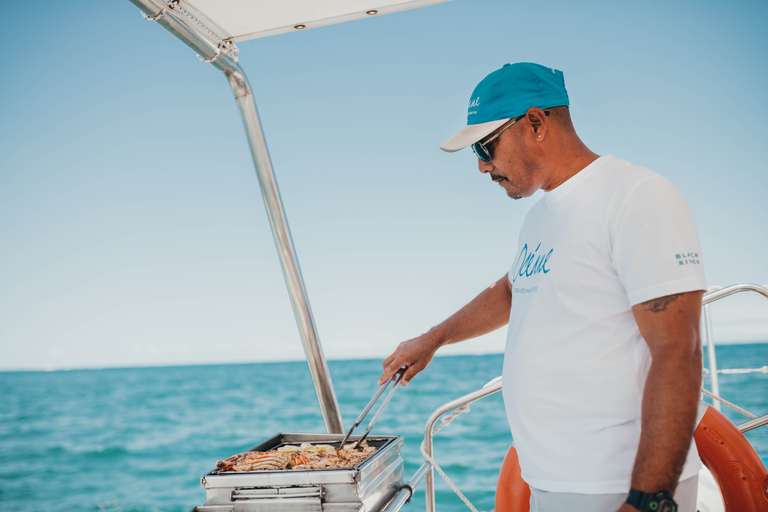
[192,0,450,41]
[134,0,450,49]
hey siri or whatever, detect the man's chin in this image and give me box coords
[498,179,527,200]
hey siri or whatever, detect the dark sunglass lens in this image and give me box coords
[472,142,491,162]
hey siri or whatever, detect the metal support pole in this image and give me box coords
[124,0,345,434]
[225,66,344,434]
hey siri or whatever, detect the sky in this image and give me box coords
[1,0,767,371]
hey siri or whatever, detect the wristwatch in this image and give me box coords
[626,489,677,512]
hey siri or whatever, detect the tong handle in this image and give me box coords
[338,368,405,450]
[351,371,403,451]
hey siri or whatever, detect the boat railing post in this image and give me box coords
[702,288,721,411]
[423,378,504,512]
[424,412,436,512]
[224,66,344,434]
[700,283,768,415]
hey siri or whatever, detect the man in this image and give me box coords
[378,63,706,512]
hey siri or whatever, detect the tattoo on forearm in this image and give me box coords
[641,293,682,313]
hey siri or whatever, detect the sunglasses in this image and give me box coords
[471,111,550,163]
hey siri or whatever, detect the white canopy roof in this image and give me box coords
[187,0,452,42]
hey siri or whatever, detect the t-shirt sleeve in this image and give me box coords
[612,175,707,306]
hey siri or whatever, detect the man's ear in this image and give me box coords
[526,107,547,140]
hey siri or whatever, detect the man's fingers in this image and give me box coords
[378,360,401,385]
[379,349,403,384]
[401,363,422,386]
[379,355,415,386]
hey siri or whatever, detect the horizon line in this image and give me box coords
[2,340,767,374]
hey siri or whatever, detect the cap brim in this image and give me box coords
[439,118,511,153]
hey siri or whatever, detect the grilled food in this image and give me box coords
[216,450,291,472]
[216,441,376,472]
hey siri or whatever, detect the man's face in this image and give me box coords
[477,120,542,200]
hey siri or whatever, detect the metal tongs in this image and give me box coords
[338,369,405,452]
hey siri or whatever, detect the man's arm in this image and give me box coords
[378,274,512,386]
[617,290,703,512]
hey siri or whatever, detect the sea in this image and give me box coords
[2,346,767,512]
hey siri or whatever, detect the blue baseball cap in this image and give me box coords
[440,62,570,152]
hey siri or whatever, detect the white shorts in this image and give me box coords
[529,475,698,512]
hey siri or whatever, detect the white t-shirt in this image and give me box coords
[501,155,706,494]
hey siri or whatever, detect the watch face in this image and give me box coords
[658,500,677,512]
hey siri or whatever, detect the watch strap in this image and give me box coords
[626,489,677,511]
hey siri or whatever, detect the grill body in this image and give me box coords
[193,433,404,512]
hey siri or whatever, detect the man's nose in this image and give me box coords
[478,158,494,174]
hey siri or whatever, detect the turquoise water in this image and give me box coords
[1,347,767,512]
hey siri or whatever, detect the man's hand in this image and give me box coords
[378,275,513,387]
[378,334,441,386]
[615,503,638,512]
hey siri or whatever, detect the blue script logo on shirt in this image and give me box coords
[512,243,554,284]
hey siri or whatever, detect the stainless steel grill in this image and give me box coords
[192,433,404,512]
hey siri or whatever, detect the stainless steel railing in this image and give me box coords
[379,376,503,512]
[379,462,432,512]
[424,378,503,512]
[701,284,768,413]
[702,283,768,305]
[738,413,768,433]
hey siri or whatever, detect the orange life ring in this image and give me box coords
[494,403,768,512]
[495,445,530,512]
[694,403,768,511]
